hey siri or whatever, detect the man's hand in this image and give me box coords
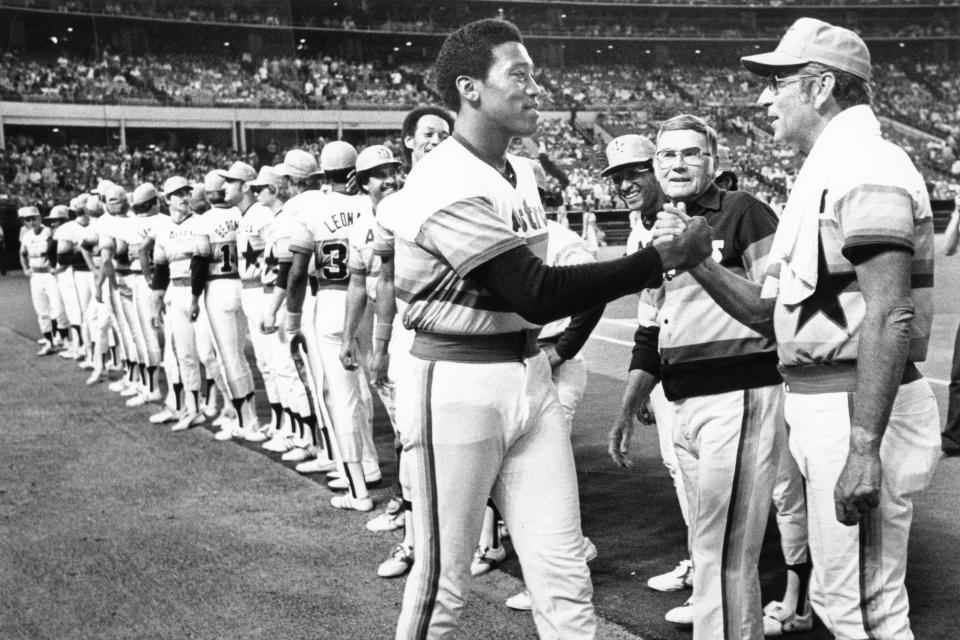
[635,397,656,425]
[652,206,713,272]
[542,345,565,371]
[608,415,636,468]
[339,339,359,371]
[94,288,103,304]
[834,449,882,526]
[260,309,278,334]
[371,351,390,385]
[189,299,200,322]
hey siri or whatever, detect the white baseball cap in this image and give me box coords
[741,17,871,82]
[601,135,656,178]
[203,170,226,193]
[45,205,70,221]
[18,205,40,219]
[275,149,319,179]
[217,161,258,183]
[356,145,401,174]
[161,176,191,197]
[103,184,127,205]
[247,165,285,190]
[132,183,158,206]
[320,141,358,172]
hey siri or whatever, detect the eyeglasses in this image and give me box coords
[765,74,819,95]
[655,147,712,167]
[608,165,651,185]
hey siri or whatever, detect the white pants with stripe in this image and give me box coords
[396,352,595,640]
[203,278,254,400]
[55,268,83,327]
[240,285,279,405]
[131,276,162,366]
[165,286,202,392]
[651,383,689,528]
[772,431,808,566]
[670,384,783,640]
[119,274,149,365]
[785,378,939,640]
[29,271,67,334]
[551,354,586,428]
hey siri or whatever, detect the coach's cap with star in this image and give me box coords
[18,205,40,219]
[217,161,257,183]
[161,176,191,196]
[132,183,158,206]
[45,205,70,221]
[320,141,358,172]
[741,17,871,82]
[355,145,401,174]
[247,165,284,190]
[275,149,319,179]
[601,135,656,178]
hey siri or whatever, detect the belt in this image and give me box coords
[411,329,540,363]
[780,361,922,395]
[242,279,263,289]
[30,266,50,273]
[171,276,190,287]
[308,275,348,295]
[116,268,142,275]
[208,273,240,281]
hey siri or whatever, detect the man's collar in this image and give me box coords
[688,183,722,214]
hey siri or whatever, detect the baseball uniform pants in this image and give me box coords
[772,431,808,566]
[55,269,83,328]
[551,354,586,428]
[241,284,279,405]
[165,285,202,392]
[29,271,67,334]
[119,273,149,365]
[203,278,254,399]
[650,383,689,528]
[784,378,939,640]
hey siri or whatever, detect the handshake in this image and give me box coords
[650,203,713,273]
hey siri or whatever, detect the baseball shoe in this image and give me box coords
[108,379,129,393]
[470,544,507,576]
[281,446,312,462]
[120,384,141,398]
[505,589,532,611]
[214,422,243,441]
[330,494,374,512]
[665,597,694,626]
[295,457,338,474]
[212,407,237,427]
[262,433,294,453]
[200,402,219,420]
[126,390,162,408]
[583,537,597,563]
[149,407,178,424]
[242,424,269,443]
[762,599,813,636]
[78,358,96,370]
[366,497,405,532]
[377,543,414,578]
[327,470,382,491]
[85,369,104,386]
[58,346,77,359]
[37,342,58,356]
[647,559,694,592]
[171,411,203,432]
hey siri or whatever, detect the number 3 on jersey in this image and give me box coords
[318,240,348,281]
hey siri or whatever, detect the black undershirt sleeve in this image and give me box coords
[554,305,605,360]
[152,263,170,291]
[47,240,59,267]
[629,323,662,376]
[468,244,664,326]
[276,261,292,290]
[190,256,210,297]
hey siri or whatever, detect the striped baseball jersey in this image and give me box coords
[262,206,298,290]
[82,214,115,269]
[391,136,548,335]
[632,185,780,400]
[195,205,241,278]
[54,220,90,271]
[238,202,274,284]
[287,191,370,286]
[97,214,134,270]
[115,214,172,272]
[771,111,934,369]
[21,226,55,271]
[539,221,595,340]
[348,208,380,300]
[153,214,205,281]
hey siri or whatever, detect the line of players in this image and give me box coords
[17,106,811,637]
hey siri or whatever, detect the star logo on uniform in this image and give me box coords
[241,242,262,270]
[795,239,856,335]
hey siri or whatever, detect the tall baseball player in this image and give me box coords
[194,161,262,441]
[18,205,69,356]
[45,205,85,360]
[285,141,380,512]
[58,195,97,366]
[150,176,209,432]
[391,20,710,639]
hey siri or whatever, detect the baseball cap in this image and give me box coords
[103,184,127,205]
[69,194,88,211]
[355,145,401,174]
[204,170,226,193]
[92,179,117,195]
[217,161,257,183]
[601,135,657,178]
[161,176,191,196]
[18,205,40,219]
[741,17,871,82]
[247,165,284,190]
[275,149,319,179]
[320,141,358,172]
[132,183,158,206]
[84,197,102,216]
[45,205,70,221]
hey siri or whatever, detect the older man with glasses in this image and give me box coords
[618,114,785,639]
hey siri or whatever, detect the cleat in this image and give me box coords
[212,406,237,427]
[108,379,129,393]
[583,537,598,563]
[149,407,178,424]
[85,369,104,386]
[295,457,338,475]
[261,434,294,453]
[470,544,507,577]
[763,599,813,636]
[214,422,243,441]
[330,494,374,512]
[171,411,202,432]
[505,589,532,611]
[120,385,140,398]
[665,597,694,627]
[242,425,269,443]
[125,393,149,408]
[327,470,382,491]
[200,403,219,419]
[37,343,57,356]
[58,347,76,359]
[647,559,694,592]
[78,358,96,370]
[281,447,311,462]
[366,498,405,532]
[378,543,414,578]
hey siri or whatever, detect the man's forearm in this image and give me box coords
[689,258,775,338]
[621,368,660,417]
[374,266,397,357]
[342,274,367,343]
[286,267,307,314]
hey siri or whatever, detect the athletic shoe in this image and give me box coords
[125,393,149,408]
[330,494,374,512]
[108,379,129,393]
[647,559,694,592]
[171,411,203,432]
[85,369,103,386]
[327,470,382,490]
[78,358,96,370]
[37,342,58,356]
[261,433,294,453]
[470,544,507,576]
[242,424,269,443]
[583,537,598,563]
[762,599,813,636]
[214,422,243,441]
[120,385,140,398]
[212,406,237,427]
[377,543,414,578]
[505,589,532,611]
[149,407,178,424]
[200,402,219,419]
[366,497,405,532]
[665,597,694,626]
[281,447,311,462]
[58,346,77,359]
[295,457,338,475]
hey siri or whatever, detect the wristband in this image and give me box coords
[285,311,302,334]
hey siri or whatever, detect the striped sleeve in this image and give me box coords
[418,196,525,278]
[834,184,915,258]
[372,217,395,257]
[348,221,367,275]
[287,218,314,256]
[734,199,778,284]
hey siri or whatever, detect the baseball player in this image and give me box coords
[45,205,85,360]
[681,19,939,639]
[58,195,98,367]
[194,161,262,441]
[391,20,710,639]
[18,205,69,356]
[285,141,380,513]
